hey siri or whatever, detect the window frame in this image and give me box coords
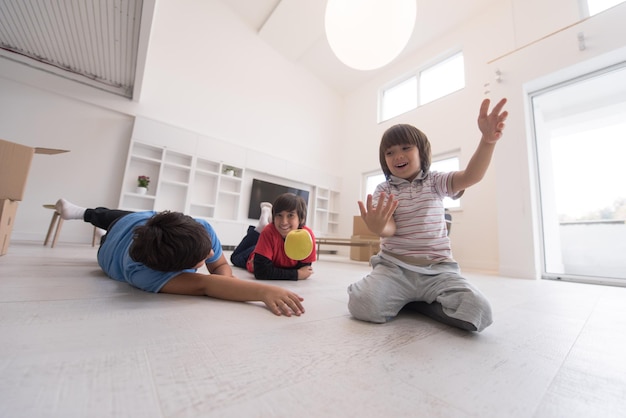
[378,50,465,123]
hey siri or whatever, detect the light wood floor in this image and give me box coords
[1,240,625,418]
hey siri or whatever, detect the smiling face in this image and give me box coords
[379,124,431,181]
[271,193,308,237]
[384,144,421,182]
[274,210,301,238]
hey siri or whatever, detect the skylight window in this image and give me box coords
[380,76,418,122]
[586,0,625,15]
[419,52,465,105]
[379,51,465,122]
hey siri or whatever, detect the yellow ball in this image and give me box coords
[284,229,313,260]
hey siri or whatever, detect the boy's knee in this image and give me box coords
[475,301,493,332]
[347,286,389,324]
[453,291,493,332]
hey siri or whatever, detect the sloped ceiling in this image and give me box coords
[0,0,497,98]
[223,0,497,95]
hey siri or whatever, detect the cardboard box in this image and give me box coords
[0,199,19,255]
[0,139,69,201]
[353,215,376,236]
[0,139,68,255]
[349,234,380,262]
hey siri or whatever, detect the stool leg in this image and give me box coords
[92,226,97,247]
[44,212,59,246]
[51,215,63,248]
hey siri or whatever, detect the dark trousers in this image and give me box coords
[403,301,478,331]
[84,207,134,230]
[84,207,134,246]
[230,225,260,268]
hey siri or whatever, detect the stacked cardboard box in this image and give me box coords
[0,139,68,255]
[350,215,380,261]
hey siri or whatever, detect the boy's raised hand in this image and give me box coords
[478,98,508,143]
[358,192,398,237]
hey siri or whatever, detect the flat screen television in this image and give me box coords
[248,179,310,219]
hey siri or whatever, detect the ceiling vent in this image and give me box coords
[0,0,146,98]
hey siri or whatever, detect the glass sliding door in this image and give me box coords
[531,63,626,286]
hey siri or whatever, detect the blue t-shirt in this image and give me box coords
[97,211,223,293]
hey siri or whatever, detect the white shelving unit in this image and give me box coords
[118,142,162,212]
[119,140,244,222]
[117,117,342,245]
[313,186,340,236]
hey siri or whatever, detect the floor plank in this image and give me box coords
[1,241,625,418]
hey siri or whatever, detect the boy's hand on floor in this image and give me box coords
[262,287,305,317]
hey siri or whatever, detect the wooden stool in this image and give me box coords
[43,204,97,247]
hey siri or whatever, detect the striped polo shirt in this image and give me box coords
[373,171,462,264]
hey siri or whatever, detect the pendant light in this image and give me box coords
[325,0,416,71]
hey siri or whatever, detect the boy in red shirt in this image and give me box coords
[231,193,316,280]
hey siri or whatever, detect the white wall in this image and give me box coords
[339,0,626,276]
[0,0,342,245]
[2,0,625,277]
[0,77,133,244]
[138,0,343,170]
[488,2,626,278]
[339,0,519,272]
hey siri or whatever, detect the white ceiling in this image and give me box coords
[0,0,497,98]
[221,0,497,95]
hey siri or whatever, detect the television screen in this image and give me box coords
[248,179,310,219]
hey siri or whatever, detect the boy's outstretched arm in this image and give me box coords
[451,98,508,194]
[160,273,305,316]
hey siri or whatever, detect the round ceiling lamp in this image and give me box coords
[325,0,416,71]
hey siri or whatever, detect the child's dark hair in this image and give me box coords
[379,124,431,178]
[129,211,212,272]
[272,193,307,228]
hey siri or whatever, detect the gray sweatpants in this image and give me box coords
[347,254,493,332]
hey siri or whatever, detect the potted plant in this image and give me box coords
[223,166,236,176]
[136,175,150,194]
